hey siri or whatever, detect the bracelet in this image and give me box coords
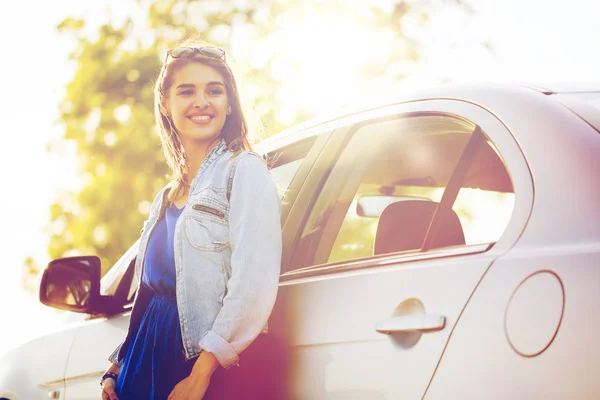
[100,371,119,387]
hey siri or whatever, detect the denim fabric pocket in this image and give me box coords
[185,200,229,252]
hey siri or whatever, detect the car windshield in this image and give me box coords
[551,92,600,134]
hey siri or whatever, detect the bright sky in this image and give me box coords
[0,0,598,356]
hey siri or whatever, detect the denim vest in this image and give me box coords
[109,140,282,369]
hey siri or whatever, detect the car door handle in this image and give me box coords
[375,314,446,334]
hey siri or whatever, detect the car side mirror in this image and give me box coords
[39,255,102,314]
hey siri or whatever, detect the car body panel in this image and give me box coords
[62,313,130,399]
[274,246,497,399]
[0,327,78,400]
[424,88,600,398]
[425,247,600,399]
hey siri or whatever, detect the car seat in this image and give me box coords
[374,200,465,255]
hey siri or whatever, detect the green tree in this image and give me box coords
[40,0,475,279]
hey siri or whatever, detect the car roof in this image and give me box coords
[521,82,600,94]
[254,82,600,154]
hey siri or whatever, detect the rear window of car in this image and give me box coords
[551,92,600,134]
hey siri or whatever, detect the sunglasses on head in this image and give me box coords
[165,46,227,63]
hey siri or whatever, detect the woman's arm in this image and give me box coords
[198,153,282,369]
[105,362,121,374]
[191,350,220,376]
[100,363,121,400]
[168,351,219,400]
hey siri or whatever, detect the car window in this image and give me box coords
[291,114,515,269]
[100,241,139,297]
[124,257,137,303]
[267,137,317,198]
[451,139,514,245]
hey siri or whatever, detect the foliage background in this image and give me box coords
[41,0,474,279]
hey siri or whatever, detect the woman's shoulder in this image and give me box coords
[224,148,264,161]
[222,149,270,186]
[223,149,267,170]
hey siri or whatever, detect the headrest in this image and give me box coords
[374,200,465,255]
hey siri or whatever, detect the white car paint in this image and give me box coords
[1,84,598,400]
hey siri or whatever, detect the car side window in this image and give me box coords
[100,242,138,297]
[267,137,317,199]
[451,139,514,245]
[291,114,515,269]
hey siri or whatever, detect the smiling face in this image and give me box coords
[165,62,230,148]
[154,49,252,203]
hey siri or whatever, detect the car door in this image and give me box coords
[269,99,531,399]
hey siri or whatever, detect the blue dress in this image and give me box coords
[116,204,195,400]
[115,204,286,399]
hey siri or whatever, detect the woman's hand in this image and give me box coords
[100,363,120,400]
[168,374,211,400]
[101,378,119,400]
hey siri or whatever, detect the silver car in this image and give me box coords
[2,83,599,399]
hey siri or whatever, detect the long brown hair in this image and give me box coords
[154,38,253,203]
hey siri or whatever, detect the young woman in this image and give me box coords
[100,41,283,400]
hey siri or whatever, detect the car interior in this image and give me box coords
[324,117,514,265]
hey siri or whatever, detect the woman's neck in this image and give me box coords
[182,137,222,185]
